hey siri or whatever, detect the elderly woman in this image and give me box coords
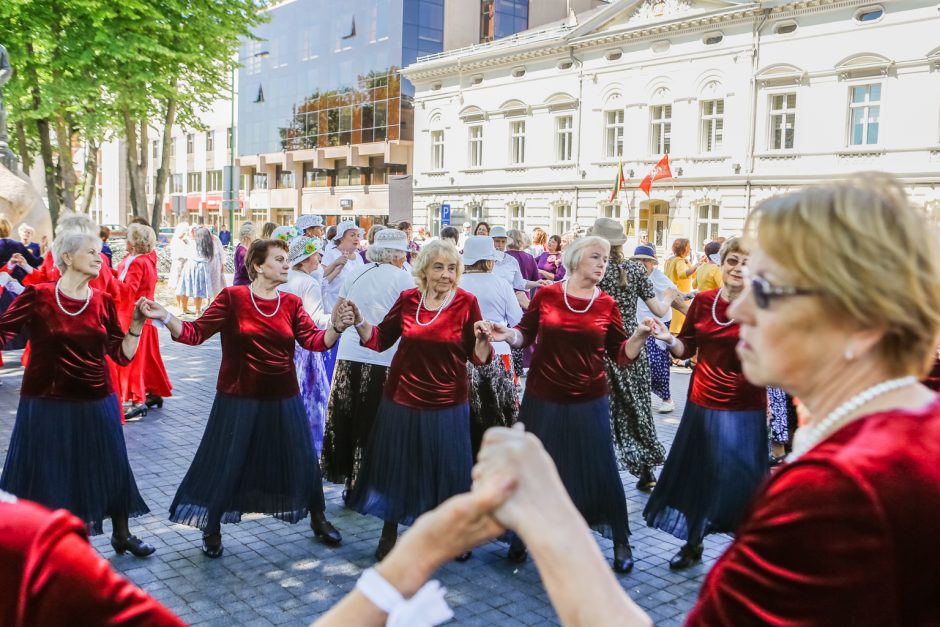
[138,239,347,557]
[278,235,331,456]
[17,223,40,259]
[176,227,214,316]
[296,214,325,239]
[474,222,490,236]
[536,235,566,282]
[460,236,523,454]
[505,229,539,286]
[0,228,154,557]
[232,222,257,287]
[487,235,657,574]
[342,239,493,561]
[663,238,700,334]
[359,224,385,263]
[0,216,42,282]
[643,236,768,570]
[114,224,172,422]
[322,229,415,496]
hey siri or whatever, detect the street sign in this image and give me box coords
[441,203,451,226]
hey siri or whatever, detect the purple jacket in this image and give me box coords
[536,251,566,282]
[233,244,250,286]
[506,249,539,283]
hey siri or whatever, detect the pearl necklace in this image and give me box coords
[711,289,735,327]
[562,280,599,314]
[249,286,281,318]
[415,290,455,327]
[55,279,91,316]
[788,375,918,461]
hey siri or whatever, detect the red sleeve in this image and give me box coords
[22,253,57,286]
[292,300,329,353]
[514,288,543,349]
[117,260,144,302]
[0,285,35,348]
[689,462,892,626]
[362,292,406,352]
[175,289,230,346]
[676,295,702,358]
[19,512,184,626]
[103,296,132,366]
[463,297,491,366]
[604,303,634,368]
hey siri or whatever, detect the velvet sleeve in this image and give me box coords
[689,462,891,626]
[463,298,491,366]
[103,296,133,366]
[604,302,635,368]
[0,284,35,348]
[513,288,543,349]
[292,301,330,353]
[175,289,230,346]
[676,295,702,358]
[361,292,406,352]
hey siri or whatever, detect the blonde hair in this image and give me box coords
[718,236,747,265]
[0,217,12,238]
[562,235,610,275]
[127,223,157,254]
[746,173,940,377]
[412,239,463,292]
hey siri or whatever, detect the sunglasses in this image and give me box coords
[724,256,747,267]
[749,272,821,309]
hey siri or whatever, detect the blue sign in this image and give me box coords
[441,203,451,226]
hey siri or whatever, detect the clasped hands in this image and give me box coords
[330,299,362,333]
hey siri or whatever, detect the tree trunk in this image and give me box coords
[15,121,32,173]
[55,114,77,212]
[24,42,60,225]
[80,138,99,214]
[150,98,178,228]
[123,109,149,220]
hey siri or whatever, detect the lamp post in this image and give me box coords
[227,50,268,244]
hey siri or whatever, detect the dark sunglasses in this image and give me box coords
[724,256,747,267]
[750,274,821,309]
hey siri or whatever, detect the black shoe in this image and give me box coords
[669,543,704,570]
[375,529,398,562]
[311,512,342,546]
[613,543,634,574]
[124,404,148,422]
[202,531,224,558]
[636,467,657,492]
[507,541,528,564]
[145,394,164,409]
[111,534,156,557]
[455,551,472,563]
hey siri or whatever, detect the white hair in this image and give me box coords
[55,212,98,236]
[52,231,101,273]
[238,222,257,243]
[562,235,610,275]
[366,247,407,264]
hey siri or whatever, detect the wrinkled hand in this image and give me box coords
[9,253,28,269]
[346,300,363,325]
[640,317,672,342]
[474,320,493,341]
[137,298,167,321]
[485,321,513,343]
[331,302,355,332]
[131,297,148,325]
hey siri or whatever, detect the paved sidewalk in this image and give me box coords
[0,337,729,626]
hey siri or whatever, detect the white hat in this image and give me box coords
[334,220,364,242]
[296,214,324,231]
[271,226,298,243]
[462,222,471,228]
[372,228,409,251]
[462,236,499,265]
[490,226,508,238]
[288,236,323,266]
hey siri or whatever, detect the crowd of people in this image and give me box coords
[1,171,939,625]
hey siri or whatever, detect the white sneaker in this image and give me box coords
[657,400,675,413]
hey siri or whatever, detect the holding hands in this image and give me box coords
[638,317,673,343]
[331,301,356,333]
[137,298,168,321]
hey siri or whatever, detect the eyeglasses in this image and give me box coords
[724,256,747,267]
[748,272,821,309]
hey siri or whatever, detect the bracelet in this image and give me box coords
[162,310,173,324]
[128,329,141,338]
[355,568,453,627]
[332,325,344,335]
[511,328,522,346]
[355,320,366,328]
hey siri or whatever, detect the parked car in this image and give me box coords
[158,226,174,246]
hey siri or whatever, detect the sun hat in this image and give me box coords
[372,228,409,251]
[630,244,657,261]
[287,236,323,266]
[271,226,298,243]
[295,214,324,231]
[590,217,627,245]
[334,220,364,242]
[489,226,509,238]
[462,236,499,265]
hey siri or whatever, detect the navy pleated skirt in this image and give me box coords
[347,398,472,525]
[643,401,769,544]
[520,394,631,545]
[169,392,325,530]
[0,394,149,535]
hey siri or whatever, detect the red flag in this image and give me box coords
[639,154,672,197]
[609,160,625,202]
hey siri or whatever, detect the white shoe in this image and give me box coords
[657,400,675,413]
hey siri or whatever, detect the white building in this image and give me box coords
[403,0,940,255]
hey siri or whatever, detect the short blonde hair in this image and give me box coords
[127,224,157,254]
[0,217,11,238]
[719,236,747,264]
[562,235,610,275]
[238,222,257,243]
[412,239,463,292]
[746,173,940,377]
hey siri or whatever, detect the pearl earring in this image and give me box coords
[844,347,855,361]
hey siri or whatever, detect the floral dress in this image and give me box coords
[598,260,667,476]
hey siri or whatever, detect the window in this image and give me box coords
[253,173,268,190]
[509,204,524,231]
[303,164,332,188]
[468,125,483,168]
[187,172,203,193]
[510,120,526,164]
[601,203,621,219]
[206,132,215,152]
[481,0,495,42]
[700,100,724,153]
[206,170,223,191]
[172,174,183,194]
[696,204,720,252]
[854,6,884,22]
[429,204,441,237]
[849,84,881,145]
[466,203,484,225]
[553,203,572,235]
[605,110,624,158]
[186,133,194,155]
[336,163,362,186]
[170,138,177,158]
[151,140,159,159]
[650,105,672,155]
[555,116,573,162]
[431,130,445,169]
[277,167,295,189]
[769,93,797,150]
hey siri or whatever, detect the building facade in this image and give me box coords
[404,0,940,256]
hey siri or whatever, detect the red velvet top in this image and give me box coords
[689,396,940,626]
[0,497,183,626]
[362,288,488,409]
[175,286,329,399]
[516,283,634,403]
[114,254,157,331]
[0,284,131,400]
[677,289,766,411]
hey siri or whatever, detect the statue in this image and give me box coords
[0,43,14,168]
